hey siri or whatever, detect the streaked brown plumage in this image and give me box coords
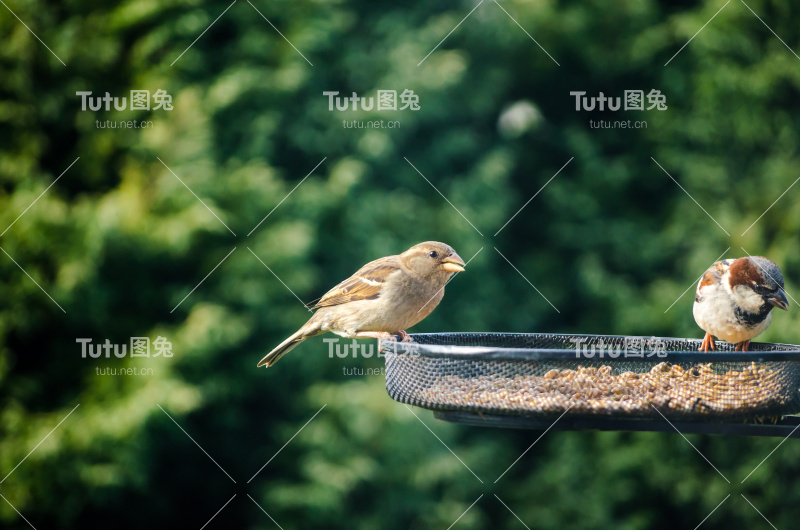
[258,241,465,367]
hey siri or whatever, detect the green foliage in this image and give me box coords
[2,0,800,528]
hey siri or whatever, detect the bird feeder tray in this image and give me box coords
[383,333,800,430]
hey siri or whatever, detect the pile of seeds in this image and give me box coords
[417,362,792,416]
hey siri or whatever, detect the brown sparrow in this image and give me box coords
[258,241,465,367]
[693,256,788,352]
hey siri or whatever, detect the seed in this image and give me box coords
[416,361,784,419]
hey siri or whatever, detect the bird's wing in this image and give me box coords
[695,259,735,301]
[313,256,401,308]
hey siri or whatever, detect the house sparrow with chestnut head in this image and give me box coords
[258,241,466,367]
[693,256,788,352]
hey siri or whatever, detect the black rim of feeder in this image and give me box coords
[383,332,800,362]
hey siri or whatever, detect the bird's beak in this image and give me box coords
[442,253,466,273]
[767,289,789,311]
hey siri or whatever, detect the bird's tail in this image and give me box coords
[258,325,315,367]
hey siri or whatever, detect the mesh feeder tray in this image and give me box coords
[383,333,800,436]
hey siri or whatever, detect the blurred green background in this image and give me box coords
[2,0,800,528]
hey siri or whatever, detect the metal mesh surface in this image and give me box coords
[383,333,800,420]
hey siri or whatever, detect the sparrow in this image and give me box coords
[257,241,466,367]
[693,256,789,352]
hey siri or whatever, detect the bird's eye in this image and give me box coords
[428,250,439,259]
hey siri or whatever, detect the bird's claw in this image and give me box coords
[377,332,396,353]
[699,333,716,353]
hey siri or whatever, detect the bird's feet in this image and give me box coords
[352,331,395,341]
[699,333,716,352]
[351,331,395,353]
[735,340,751,352]
[350,331,412,352]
